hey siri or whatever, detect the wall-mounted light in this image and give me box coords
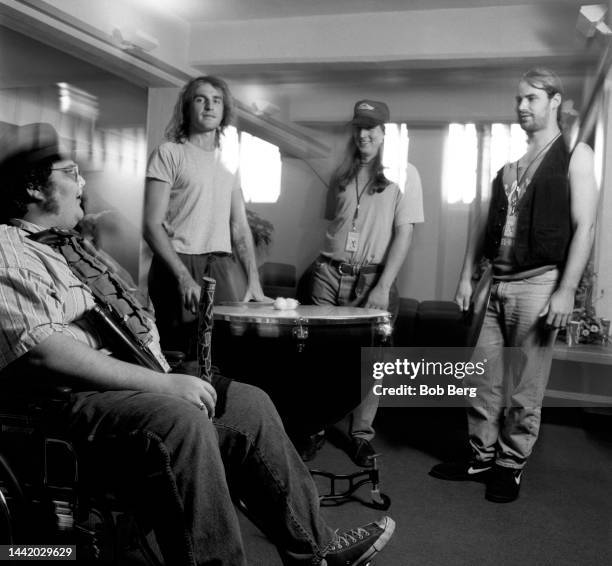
[577,5,611,39]
[111,27,159,52]
[250,99,280,117]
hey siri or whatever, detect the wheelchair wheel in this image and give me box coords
[0,487,13,543]
[0,452,28,543]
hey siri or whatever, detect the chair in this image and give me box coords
[259,262,297,298]
[416,300,468,347]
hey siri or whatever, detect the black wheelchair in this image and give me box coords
[0,379,165,565]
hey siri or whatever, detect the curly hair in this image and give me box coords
[334,126,391,194]
[0,160,54,224]
[164,76,235,145]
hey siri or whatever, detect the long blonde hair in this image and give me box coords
[334,126,390,193]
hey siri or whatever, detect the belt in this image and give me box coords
[318,255,383,277]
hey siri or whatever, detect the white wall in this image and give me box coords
[397,128,447,301]
[247,124,470,303]
[593,72,612,321]
[32,0,191,72]
[0,74,147,280]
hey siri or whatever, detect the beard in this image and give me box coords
[41,186,60,215]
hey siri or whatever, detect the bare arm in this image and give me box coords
[230,188,266,302]
[143,178,200,313]
[541,142,598,327]
[22,333,217,416]
[363,223,413,310]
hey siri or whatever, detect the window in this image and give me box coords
[443,123,478,204]
[489,123,527,181]
[443,122,527,204]
[382,123,410,191]
[221,126,282,203]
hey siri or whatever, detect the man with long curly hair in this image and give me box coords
[144,76,266,355]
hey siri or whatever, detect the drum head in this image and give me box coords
[214,303,390,325]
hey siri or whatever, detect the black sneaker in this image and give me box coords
[349,438,379,468]
[297,431,326,462]
[429,459,493,481]
[323,516,395,566]
[485,465,522,503]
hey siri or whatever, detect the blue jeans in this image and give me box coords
[65,381,335,565]
[464,269,559,469]
[303,258,399,441]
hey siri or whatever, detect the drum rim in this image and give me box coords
[213,313,390,325]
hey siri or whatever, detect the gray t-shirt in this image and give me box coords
[146,141,240,255]
[322,163,424,264]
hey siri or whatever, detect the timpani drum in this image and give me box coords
[212,304,392,438]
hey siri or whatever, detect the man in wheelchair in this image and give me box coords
[0,123,395,566]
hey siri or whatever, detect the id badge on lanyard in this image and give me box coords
[346,174,370,253]
[345,230,360,252]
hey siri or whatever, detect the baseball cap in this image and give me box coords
[0,122,63,178]
[351,100,390,128]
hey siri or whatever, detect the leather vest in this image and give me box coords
[28,229,233,416]
[483,136,572,269]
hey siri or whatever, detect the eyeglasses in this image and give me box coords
[51,164,80,183]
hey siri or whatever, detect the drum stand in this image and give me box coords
[310,456,391,510]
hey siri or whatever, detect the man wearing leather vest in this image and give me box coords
[430,68,598,503]
[0,123,395,565]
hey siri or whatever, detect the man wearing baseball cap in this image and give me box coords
[300,100,425,466]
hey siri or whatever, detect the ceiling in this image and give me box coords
[196,57,598,89]
[0,25,114,89]
[177,0,599,89]
[0,0,602,107]
[151,0,585,23]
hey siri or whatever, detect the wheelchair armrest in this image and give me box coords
[0,378,73,419]
[162,350,186,371]
[0,381,72,400]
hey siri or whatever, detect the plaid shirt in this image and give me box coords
[0,220,102,371]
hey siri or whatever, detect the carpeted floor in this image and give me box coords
[240,407,612,566]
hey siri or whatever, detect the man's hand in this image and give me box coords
[455,279,473,312]
[178,273,201,314]
[242,280,270,302]
[162,373,217,418]
[539,287,575,329]
[364,284,390,311]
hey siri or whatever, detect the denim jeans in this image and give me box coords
[64,381,335,565]
[303,259,399,441]
[464,269,559,469]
